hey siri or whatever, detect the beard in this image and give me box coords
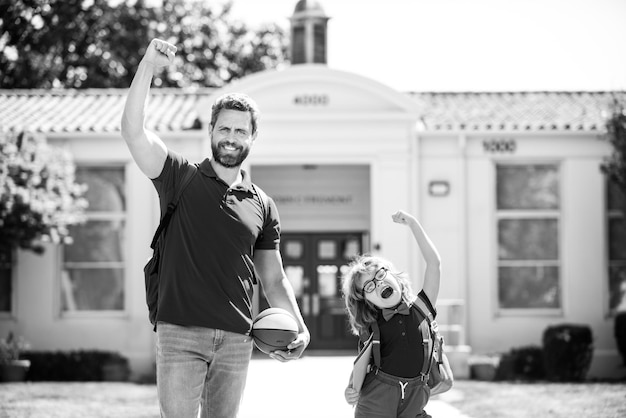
[211,141,251,168]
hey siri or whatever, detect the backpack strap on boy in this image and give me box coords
[369,322,382,369]
[366,293,439,380]
[412,295,437,378]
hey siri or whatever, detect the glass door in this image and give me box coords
[258,232,364,350]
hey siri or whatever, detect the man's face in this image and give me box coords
[210,109,257,168]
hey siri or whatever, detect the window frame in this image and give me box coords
[58,164,128,318]
[494,161,563,316]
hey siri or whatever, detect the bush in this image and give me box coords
[22,350,129,381]
[0,332,30,364]
[542,324,593,382]
[495,345,545,381]
[468,354,499,381]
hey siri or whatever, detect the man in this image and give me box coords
[121,39,310,418]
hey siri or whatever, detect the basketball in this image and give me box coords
[252,308,299,355]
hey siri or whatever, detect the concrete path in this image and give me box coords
[239,355,471,418]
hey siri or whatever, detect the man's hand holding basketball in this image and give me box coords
[143,39,177,68]
[269,331,310,363]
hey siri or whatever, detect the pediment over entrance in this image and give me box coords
[197,64,419,123]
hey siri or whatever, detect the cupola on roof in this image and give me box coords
[294,0,325,14]
[290,0,330,64]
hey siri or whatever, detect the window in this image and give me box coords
[313,24,326,63]
[608,181,626,314]
[291,27,305,64]
[61,167,126,312]
[496,164,561,310]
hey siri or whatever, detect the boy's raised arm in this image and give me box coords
[391,210,441,304]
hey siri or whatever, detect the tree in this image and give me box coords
[0,0,157,88]
[601,97,626,365]
[151,0,288,88]
[601,98,626,196]
[0,0,289,89]
[0,130,88,263]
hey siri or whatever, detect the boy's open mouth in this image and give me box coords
[380,286,394,299]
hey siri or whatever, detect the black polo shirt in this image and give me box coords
[377,291,437,378]
[151,151,280,335]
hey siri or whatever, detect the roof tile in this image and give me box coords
[0,88,623,134]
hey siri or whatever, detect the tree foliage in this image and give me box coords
[601,98,626,197]
[153,0,288,87]
[602,98,626,317]
[0,130,88,261]
[0,0,288,89]
[0,0,155,88]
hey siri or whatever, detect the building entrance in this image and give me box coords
[259,232,364,350]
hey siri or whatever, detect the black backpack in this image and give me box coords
[143,165,197,331]
[352,293,454,395]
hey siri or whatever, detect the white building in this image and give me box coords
[1,0,624,380]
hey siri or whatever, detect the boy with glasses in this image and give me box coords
[342,210,441,418]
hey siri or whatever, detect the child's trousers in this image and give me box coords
[355,369,432,418]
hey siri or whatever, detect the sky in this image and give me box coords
[219,0,626,93]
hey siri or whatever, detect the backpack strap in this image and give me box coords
[149,164,197,250]
[416,308,434,376]
[368,294,439,378]
[251,183,269,221]
[413,292,437,323]
[413,293,442,372]
[370,321,381,368]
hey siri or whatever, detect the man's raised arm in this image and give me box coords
[121,39,176,179]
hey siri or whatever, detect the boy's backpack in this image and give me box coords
[412,294,454,395]
[351,292,454,395]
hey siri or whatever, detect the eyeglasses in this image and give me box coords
[362,267,388,294]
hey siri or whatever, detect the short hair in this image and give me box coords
[341,255,414,338]
[210,93,260,134]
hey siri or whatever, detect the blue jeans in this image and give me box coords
[156,322,254,418]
